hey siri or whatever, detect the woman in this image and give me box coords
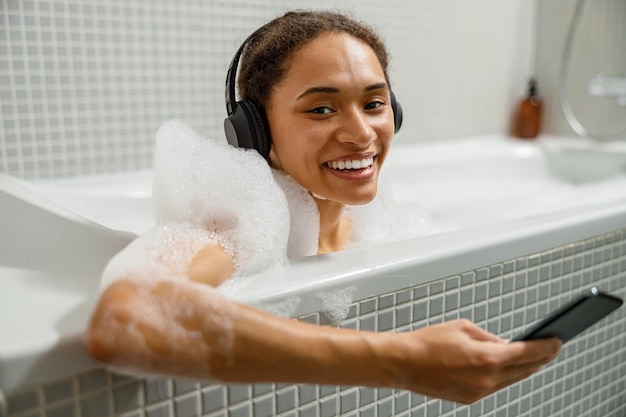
[86,10,560,404]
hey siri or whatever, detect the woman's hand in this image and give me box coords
[380,319,561,404]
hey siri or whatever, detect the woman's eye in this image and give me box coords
[365,101,385,110]
[308,106,333,115]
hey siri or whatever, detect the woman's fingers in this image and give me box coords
[462,320,508,343]
[498,337,562,366]
[396,320,563,404]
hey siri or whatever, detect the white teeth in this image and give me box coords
[327,157,374,170]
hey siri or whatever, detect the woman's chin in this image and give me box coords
[331,190,378,206]
[347,195,377,206]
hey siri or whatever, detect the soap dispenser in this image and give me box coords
[512,78,542,139]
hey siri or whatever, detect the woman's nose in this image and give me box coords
[336,108,376,146]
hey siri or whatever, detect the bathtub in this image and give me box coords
[2,134,626,416]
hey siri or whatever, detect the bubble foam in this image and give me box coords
[315,285,357,325]
[257,296,302,318]
[100,222,227,288]
[271,169,319,258]
[151,119,293,277]
[347,178,444,247]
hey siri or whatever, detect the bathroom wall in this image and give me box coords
[535,0,626,138]
[1,0,535,179]
[3,1,624,180]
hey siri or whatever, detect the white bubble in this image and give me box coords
[271,169,319,258]
[151,119,292,277]
[347,178,444,247]
[315,285,357,325]
[257,296,302,318]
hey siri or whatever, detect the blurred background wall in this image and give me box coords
[1,0,624,179]
[535,0,626,139]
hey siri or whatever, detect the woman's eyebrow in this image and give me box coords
[296,82,389,100]
[296,86,339,100]
[364,82,389,92]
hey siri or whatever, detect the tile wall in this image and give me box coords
[2,1,624,180]
[1,0,535,179]
[2,228,625,417]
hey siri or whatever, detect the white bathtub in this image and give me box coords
[2,134,626,393]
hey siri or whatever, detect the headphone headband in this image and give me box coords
[225,29,262,116]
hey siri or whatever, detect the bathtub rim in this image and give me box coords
[226,195,626,313]
[2,193,625,393]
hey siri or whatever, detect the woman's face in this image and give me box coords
[266,33,395,206]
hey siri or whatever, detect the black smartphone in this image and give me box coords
[512,287,623,343]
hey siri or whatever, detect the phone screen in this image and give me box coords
[512,287,623,343]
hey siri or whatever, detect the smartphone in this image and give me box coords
[512,287,623,343]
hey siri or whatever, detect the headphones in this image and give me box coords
[224,29,403,162]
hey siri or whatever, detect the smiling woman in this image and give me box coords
[267,32,395,253]
[85,10,561,405]
[268,34,393,203]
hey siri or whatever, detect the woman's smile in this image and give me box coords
[266,32,395,206]
[323,153,378,181]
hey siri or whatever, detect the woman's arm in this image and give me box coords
[86,275,560,404]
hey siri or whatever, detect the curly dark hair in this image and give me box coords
[237,10,390,111]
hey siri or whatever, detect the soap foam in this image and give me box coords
[100,222,218,288]
[315,285,357,325]
[271,169,319,258]
[151,120,292,277]
[257,296,302,318]
[347,178,445,247]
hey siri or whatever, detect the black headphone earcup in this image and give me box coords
[390,90,403,134]
[224,99,272,160]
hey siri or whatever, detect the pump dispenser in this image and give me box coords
[512,78,542,139]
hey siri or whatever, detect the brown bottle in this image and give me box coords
[512,78,542,139]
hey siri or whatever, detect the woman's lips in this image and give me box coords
[324,155,377,181]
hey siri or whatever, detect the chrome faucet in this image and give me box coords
[588,74,626,106]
